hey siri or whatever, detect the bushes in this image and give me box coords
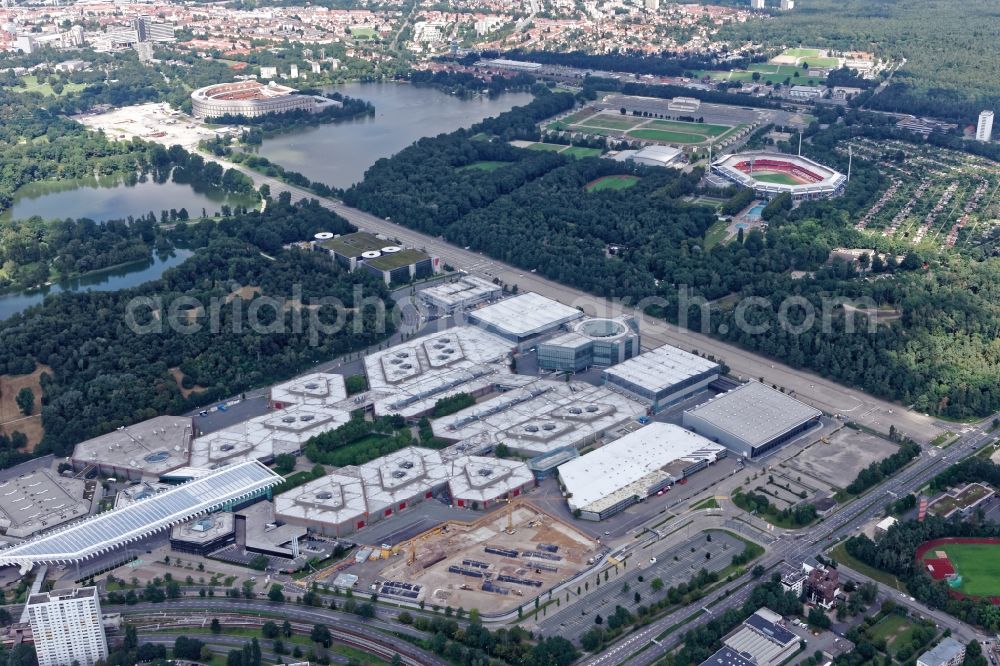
[432,392,476,418]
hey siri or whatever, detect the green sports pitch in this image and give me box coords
[922,543,1000,598]
[781,48,822,58]
[750,172,802,186]
[585,175,640,192]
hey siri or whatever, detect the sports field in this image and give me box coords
[921,542,1000,597]
[350,27,378,39]
[782,48,822,58]
[523,143,603,159]
[525,142,567,152]
[646,119,730,136]
[626,128,708,144]
[586,175,640,192]
[750,172,802,186]
[549,111,736,146]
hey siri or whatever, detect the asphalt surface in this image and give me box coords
[585,419,998,666]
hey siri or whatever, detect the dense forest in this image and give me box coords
[717,0,1000,123]
[0,198,395,465]
[341,95,1000,419]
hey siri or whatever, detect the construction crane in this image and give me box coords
[407,542,416,566]
[504,494,517,535]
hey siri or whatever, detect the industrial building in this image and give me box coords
[418,275,502,314]
[269,372,348,410]
[26,587,108,666]
[191,81,318,119]
[722,608,799,666]
[358,446,452,519]
[601,344,720,413]
[445,456,534,508]
[558,423,726,520]
[682,381,821,459]
[917,638,966,666]
[71,416,194,479]
[316,231,436,285]
[169,513,236,556]
[190,404,350,468]
[537,316,640,372]
[275,471,370,537]
[431,379,645,456]
[0,461,281,572]
[0,468,89,538]
[467,292,584,348]
[363,326,515,418]
[700,647,757,666]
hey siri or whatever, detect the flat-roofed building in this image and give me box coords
[682,381,821,459]
[558,423,725,520]
[418,275,502,314]
[363,327,515,418]
[169,513,236,555]
[431,379,645,456]
[27,587,108,666]
[0,468,89,539]
[602,344,720,413]
[358,446,451,519]
[668,96,701,113]
[723,608,799,666]
[275,471,369,537]
[71,416,194,480]
[317,232,435,284]
[917,638,966,666]
[467,292,584,348]
[445,456,534,508]
[269,372,348,410]
[699,647,757,666]
[190,405,350,468]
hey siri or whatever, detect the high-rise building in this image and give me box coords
[750,0,765,9]
[977,110,994,142]
[644,0,660,10]
[289,64,299,79]
[133,15,175,43]
[136,40,154,62]
[780,0,794,8]
[27,587,108,666]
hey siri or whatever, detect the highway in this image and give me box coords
[222,159,944,445]
[583,419,997,666]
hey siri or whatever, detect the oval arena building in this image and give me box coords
[191,80,316,119]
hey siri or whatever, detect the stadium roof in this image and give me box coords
[467,293,583,340]
[602,344,719,393]
[683,381,821,448]
[0,461,280,571]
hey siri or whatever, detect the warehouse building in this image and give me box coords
[316,231,435,285]
[602,345,720,413]
[558,423,726,520]
[431,379,645,456]
[358,446,451,519]
[169,513,236,556]
[190,405,350,468]
[269,372,348,410]
[71,416,194,480]
[275,471,369,537]
[467,292,584,348]
[364,327,515,418]
[682,381,821,459]
[537,316,640,372]
[612,145,684,169]
[418,275,502,314]
[722,608,799,666]
[0,469,89,539]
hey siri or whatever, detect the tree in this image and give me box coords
[268,584,285,602]
[248,553,269,571]
[211,618,222,634]
[752,564,766,578]
[262,620,279,639]
[651,578,664,592]
[15,388,33,416]
[282,619,293,637]
[310,623,332,648]
[273,453,296,475]
[807,607,831,629]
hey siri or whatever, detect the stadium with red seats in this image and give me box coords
[711,151,846,201]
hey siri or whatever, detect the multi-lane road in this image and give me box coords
[587,419,997,666]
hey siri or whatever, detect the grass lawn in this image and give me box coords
[577,115,646,131]
[562,108,600,124]
[627,128,707,144]
[869,614,920,655]
[752,172,802,186]
[691,497,720,510]
[350,27,378,39]
[926,543,1000,597]
[561,145,603,158]
[586,175,640,192]
[525,142,568,152]
[646,119,730,136]
[703,219,731,250]
[804,57,842,68]
[781,48,822,58]
[458,160,512,172]
[19,75,86,97]
[829,541,907,590]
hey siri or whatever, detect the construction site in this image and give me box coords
[340,501,600,613]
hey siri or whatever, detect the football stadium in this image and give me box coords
[712,151,846,201]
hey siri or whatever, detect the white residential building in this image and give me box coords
[976,110,994,142]
[27,587,108,666]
